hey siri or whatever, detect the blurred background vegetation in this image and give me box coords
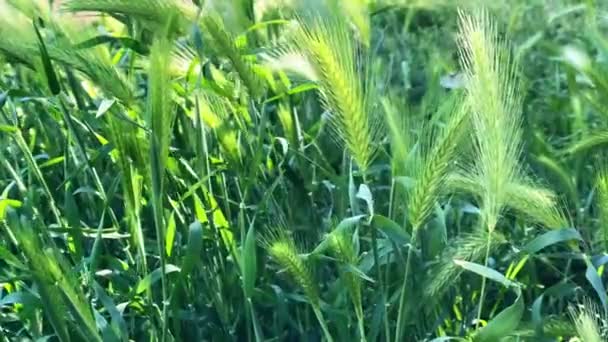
[1,0,608,341]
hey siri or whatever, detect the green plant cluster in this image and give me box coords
[1,0,608,341]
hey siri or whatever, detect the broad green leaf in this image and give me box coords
[0,199,22,220]
[531,281,576,338]
[136,265,180,294]
[0,245,26,270]
[181,221,203,277]
[165,212,176,257]
[0,91,6,110]
[454,260,519,288]
[75,36,149,55]
[356,184,374,217]
[288,83,318,95]
[39,156,65,169]
[343,264,375,283]
[0,125,17,133]
[33,20,60,95]
[473,288,524,342]
[523,228,582,254]
[585,259,608,312]
[0,291,40,307]
[371,215,410,246]
[311,215,365,255]
[96,99,116,118]
[242,224,257,298]
[93,282,128,341]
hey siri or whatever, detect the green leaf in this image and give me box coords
[0,91,7,110]
[0,291,40,307]
[523,228,582,254]
[356,184,374,217]
[531,281,576,338]
[0,199,22,220]
[0,245,27,270]
[288,83,318,95]
[96,99,116,118]
[75,36,150,55]
[165,212,176,257]
[33,20,60,95]
[93,282,128,341]
[181,221,203,277]
[311,215,365,255]
[0,125,18,133]
[371,215,410,247]
[136,265,180,294]
[39,156,65,169]
[242,224,257,298]
[473,288,524,342]
[585,259,608,312]
[454,260,519,288]
[343,264,375,283]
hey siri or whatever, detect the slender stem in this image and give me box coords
[475,229,493,329]
[361,173,387,341]
[13,132,63,226]
[394,231,416,342]
[150,135,168,341]
[356,309,367,342]
[312,306,334,342]
[384,179,396,340]
[152,197,168,342]
[248,298,264,342]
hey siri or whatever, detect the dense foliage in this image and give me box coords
[1,0,608,341]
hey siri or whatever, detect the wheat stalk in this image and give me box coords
[328,229,366,341]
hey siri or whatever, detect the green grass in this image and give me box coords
[1,0,608,341]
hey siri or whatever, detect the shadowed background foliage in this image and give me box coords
[1,0,608,341]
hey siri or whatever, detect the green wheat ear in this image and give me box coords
[291,12,382,173]
[596,165,608,248]
[423,230,506,300]
[568,300,604,342]
[457,9,523,231]
[0,3,134,103]
[62,0,197,32]
[407,99,468,230]
[147,36,175,175]
[261,228,320,306]
[201,13,265,99]
[260,226,334,341]
[446,173,568,229]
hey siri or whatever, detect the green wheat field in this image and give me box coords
[1,0,608,341]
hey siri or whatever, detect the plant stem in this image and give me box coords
[394,231,416,342]
[312,306,334,342]
[356,310,367,342]
[475,229,493,329]
[150,138,169,342]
